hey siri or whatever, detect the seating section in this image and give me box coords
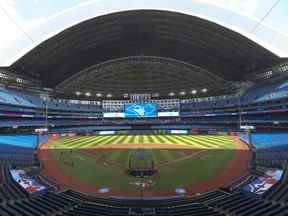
[1,77,288,130]
[0,135,38,148]
[242,79,288,103]
[240,133,288,167]
[240,133,288,149]
[0,87,102,111]
[255,145,288,167]
[0,88,35,107]
[0,135,38,166]
[2,182,288,216]
[0,165,29,202]
[58,190,226,216]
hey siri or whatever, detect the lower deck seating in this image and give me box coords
[0,166,29,203]
[240,133,288,149]
[0,184,288,215]
[59,190,226,216]
[206,192,285,216]
[0,192,78,216]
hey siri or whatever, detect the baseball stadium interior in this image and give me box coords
[1,3,288,216]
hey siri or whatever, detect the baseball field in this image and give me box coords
[38,135,250,197]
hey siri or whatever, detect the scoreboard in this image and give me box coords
[124,103,157,118]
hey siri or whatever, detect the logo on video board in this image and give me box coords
[125,103,157,118]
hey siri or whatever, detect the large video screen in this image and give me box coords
[125,103,157,118]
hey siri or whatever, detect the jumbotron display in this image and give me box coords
[124,103,158,118]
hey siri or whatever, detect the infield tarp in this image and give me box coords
[10,169,47,194]
[242,169,283,195]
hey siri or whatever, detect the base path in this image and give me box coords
[185,137,251,194]
[37,136,251,197]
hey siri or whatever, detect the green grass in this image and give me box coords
[53,135,235,149]
[51,135,236,192]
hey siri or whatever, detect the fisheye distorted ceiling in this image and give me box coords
[8,10,283,98]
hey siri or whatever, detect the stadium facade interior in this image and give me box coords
[1,7,288,216]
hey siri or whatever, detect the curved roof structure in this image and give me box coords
[1,0,288,68]
[1,1,286,99]
[54,56,232,98]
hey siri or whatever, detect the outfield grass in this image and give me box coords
[51,135,236,192]
[53,135,235,149]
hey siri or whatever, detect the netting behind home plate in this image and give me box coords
[127,150,157,177]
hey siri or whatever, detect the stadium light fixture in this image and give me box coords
[85,92,91,97]
[96,93,102,97]
[75,91,81,96]
[107,94,112,98]
[179,91,186,96]
[202,88,208,93]
[169,92,175,96]
[191,90,197,94]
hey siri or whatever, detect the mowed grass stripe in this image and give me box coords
[63,136,104,147]
[203,136,233,144]
[127,135,136,144]
[173,136,213,148]
[103,135,126,145]
[170,135,207,148]
[59,136,99,147]
[93,135,122,147]
[190,137,228,149]
[143,135,150,144]
[196,136,234,148]
[163,135,191,146]
[61,136,104,148]
[208,136,233,143]
[200,137,233,149]
[59,136,89,145]
[79,136,116,148]
[148,135,158,144]
[197,135,231,142]
[116,135,130,144]
[75,136,113,148]
[184,136,225,148]
[210,135,232,142]
[155,135,170,144]
[139,135,144,144]
[109,135,127,145]
[201,135,232,143]
[114,135,129,145]
[134,135,141,144]
[96,135,122,146]
[57,137,81,144]
[187,136,225,149]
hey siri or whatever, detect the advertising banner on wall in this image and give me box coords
[99,131,116,135]
[103,112,125,118]
[10,169,47,194]
[170,130,188,134]
[242,169,283,196]
[158,112,179,117]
